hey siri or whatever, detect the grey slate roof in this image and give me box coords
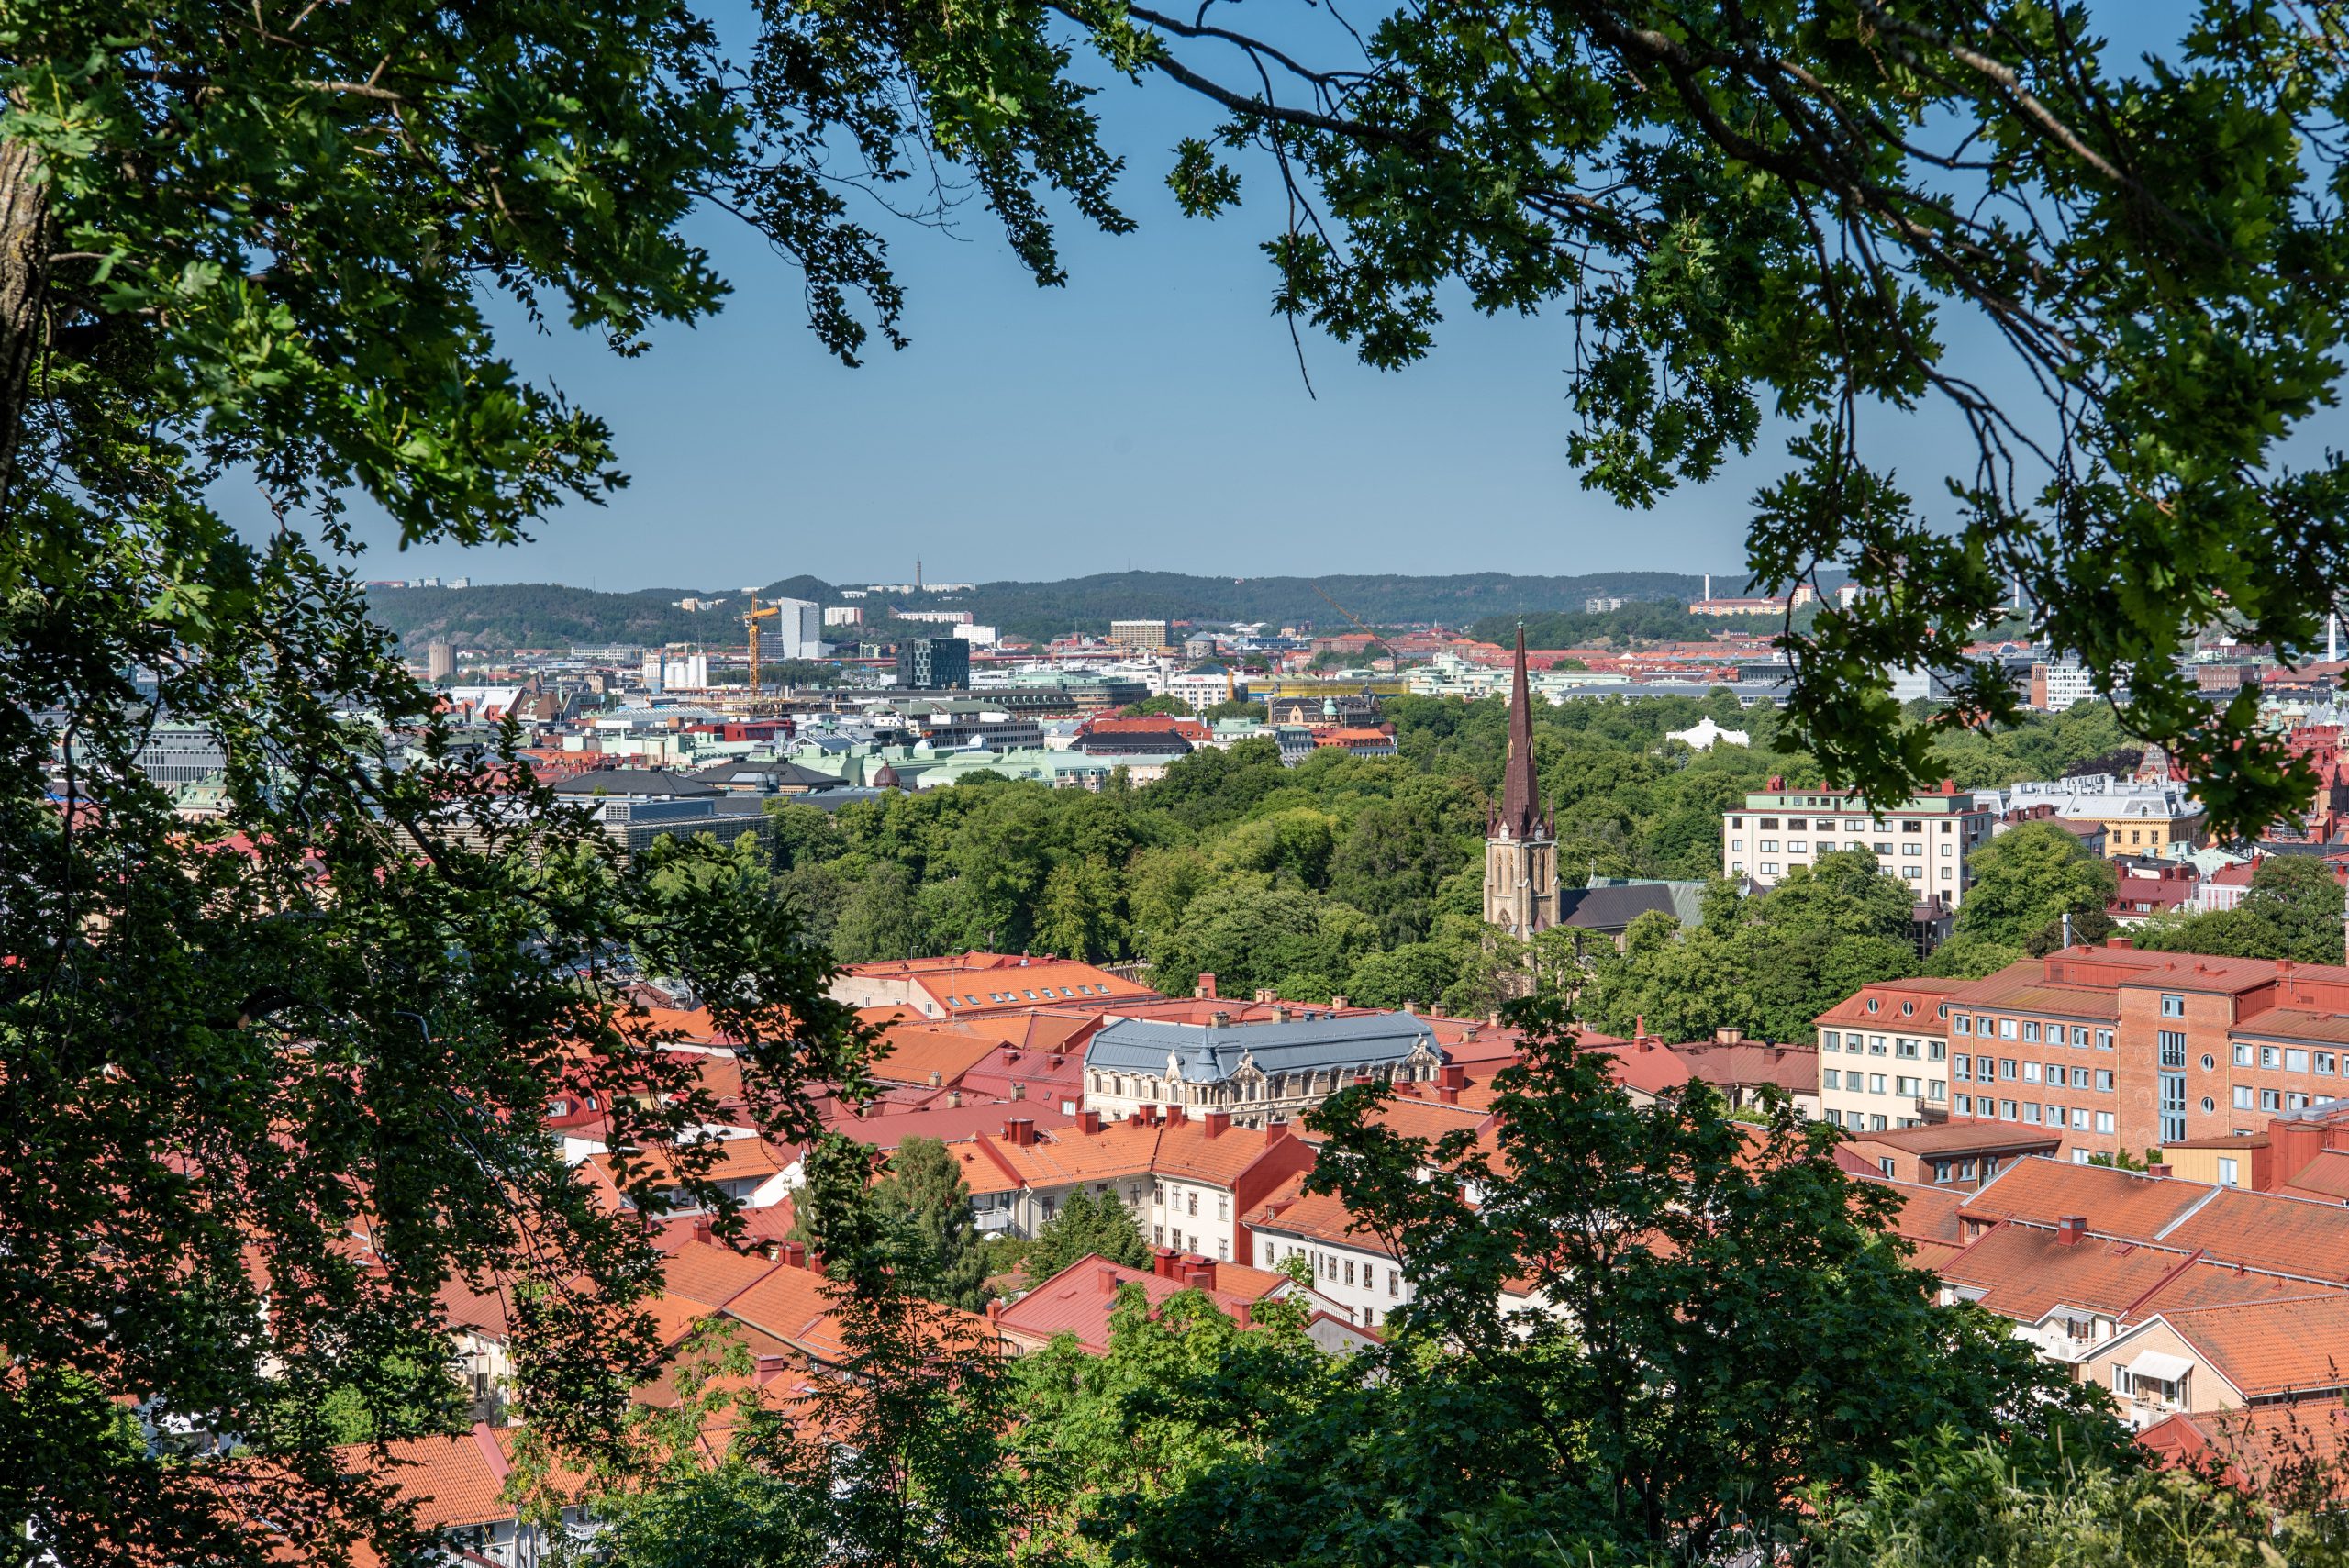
[1556,877,1709,933]
[1084,1011,1441,1084]
[686,759,848,791]
[550,768,720,798]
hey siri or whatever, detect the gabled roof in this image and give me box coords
[991,1253,1294,1354]
[1940,1224,2203,1324]
[2277,1148,2349,1201]
[2159,1185,2349,1279]
[867,1025,1008,1089]
[1248,1182,1393,1259]
[1671,1040,1818,1094]
[1865,1178,1969,1262]
[2158,1294,2349,1398]
[549,768,720,798]
[1150,1118,1312,1188]
[1960,1156,2219,1238]
[333,1429,513,1532]
[663,1239,785,1310]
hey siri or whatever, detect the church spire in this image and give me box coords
[1499,625,1542,840]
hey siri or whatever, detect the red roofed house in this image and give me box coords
[1248,1175,1408,1329]
[988,1249,1373,1358]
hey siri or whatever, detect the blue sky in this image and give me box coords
[302,3,2198,591]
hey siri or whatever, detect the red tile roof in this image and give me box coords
[1961,1156,2218,1238]
[990,1253,1283,1353]
[2161,1293,2349,1397]
[2159,1186,2349,1281]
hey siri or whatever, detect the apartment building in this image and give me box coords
[1108,618,1173,654]
[1248,1176,1410,1329]
[1818,941,2349,1159]
[1974,773,2207,860]
[1722,778,1992,906]
[1812,980,1963,1131]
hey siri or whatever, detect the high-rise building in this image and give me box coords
[823,606,864,627]
[1109,618,1172,654]
[771,597,825,660]
[425,639,453,682]
[1483,628,1560,936]
[897,636,970,690]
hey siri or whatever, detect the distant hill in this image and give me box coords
[364,569,1760,651]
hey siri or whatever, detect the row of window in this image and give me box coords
[2234,1042,2343,1074]
[1820,1031,1949,1061]
[1152,1224,1226,1259]
[1954,1055,2115,1092]
[1951,1093,2117,1133]
[1263,1240,1405,1299]
[1954,1016,2118,1048]
[1153,1182,1230,1221]
[1740,859,1951,881]
[1823,1109,1890,1130]
[1733,816,1954,832]
[1825,1070,1947,1101]
[945,981,1118,1007]
[1733,839,1954,857]
[2235,1086,2322,1113]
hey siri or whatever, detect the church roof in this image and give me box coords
[1497,627,1548,840]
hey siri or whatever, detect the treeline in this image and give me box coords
[1474,600,1799,649]
[368,570,1756,651]
[764,694,2146,1018]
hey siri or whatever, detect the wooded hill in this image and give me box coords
[366,570,1758,651]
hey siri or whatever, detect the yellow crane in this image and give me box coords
[1308,581,1383,645]
[742,596,781,694]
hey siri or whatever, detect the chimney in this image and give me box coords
[2110,936,2132,950]
[1403,1000,1417,1015]
[1439,1084,1460,1105]
[1076,1108,1102,1135]
[1272,1006,1292,1024]
[2146,1162,2172,1178]
[1715,1026,1743,1045]
[1431,1004,1447,1018]
[946,1089,962,1108]
[1004,1117,1035,1146]
[1097,1263,1122,1295]
[1331,995,1349,1009]
[1233,1302,1252,1329]
[985,1298,1004,1320]
[754,1353,790,1385]
[1464,1025,1480,1043]
[1170,1105,1187,1125]
[2054,1216,2087,1246]
[1440,1062,1466,1091]
[1488,1011,1502,1029]
[929,1071,943,1087]
[692,1213,715,1243]
[1197,972,1219,1000]
[782,1240,807,1269]
[1209,1010,1231,1029]
[1203,1109,1230,1139]
[1634,1013,1648,1040]
[1152,1245,1178,1279]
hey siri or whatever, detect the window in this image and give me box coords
[1389,1269,1401,1296]
[2161,1072,2188,1142]
[2263,1046,2281,1069]
[1760,840,1778,852]
[1955,1094,1974,1114]
[2288,1049,2311,1073]
[1821,1030,1841,1051]
[1903,841,1923,855]
[1344,1260,1356,1286]
[2200,1096,2216,1113]
[2023,1022,2042,1043]
[1875,841,1893,854]
[1729,839,1743,851]
[1187,1193,1198,1217]
[1902,1000,1916,1017]
[2234,1043,2254,1066]
[2072,1107,2092,1129]
[1869,1074,1887,1095]
[1933,1161,1953,1184]
[2219,1157,2240,1186]
[1956,1016,1973,1036]
[2023,1103,2042,1124]
[2000,1018,2019,1040]
[2097,1070,2114,1093]
[1930,1040,1948,1062]
[2199,1054,2216,1072]
[2000,1099,2019,1119]
[1153,1225,1164,1245]
[1955,1055,1973,1082]
[2096,1112,2115,1134]
[1929,1080,1947,1101]
[2323,1052,2340,1075]
[1903,865,1922,879]
[2234,1085,2255,1110]
[1759,817,1779,829]
[2161,994,2186,1018]
[2159,1030,2187,1068]
[1218,1194,1230,1221]
[2262,1089,2283,1110]
[2074,1027,2092,1048]
[1826,1108,1844,1127]
[2097,1029,2114,1051]
[1942,842,1954,856]
[1871,1036,1887,1055]
[1903,819,1924,832]
[1824,1070,1841,1091]
[1879,1157,1898,1177]
[1762,863,1779,876]
[2022,1062,2043,1084]
[1897,1076,1922,1097]
[2000,1059,2019,1080]
[1869,1114,1888,1131]
[1866,997,1880,1014]
[1898,1038,1920,1060]
[1787,840,1808,852]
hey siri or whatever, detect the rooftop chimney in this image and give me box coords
[1097,1263,1122,1295]
[1209,1010,1231,1029]
[1403,1000,1417,1015]
[1488,1011,1503,1029]
[946,1089,962,1108]
[929,1071,943,1087]
[2146,1162,2173,1178]
[1202,1109,1230,1140]
[1715,1026,1743,1045]
[1438,1084,1460,1105]
[1076,1108,1102,1135]
[2110,936,2132,950]
[1004,1117,1036,1146]
[1440,1063,1466,1091]
[692,1213,715,1243]
[2054,1216,2087,1246]
[985,1297,1004,1320]
[1272,1006,1292,1025]
[782,1240,808,1269]
[1197,972,1219,1000]
[1331,994,1349,1009]
[1152,1245,1178,1279]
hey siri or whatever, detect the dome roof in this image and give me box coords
[872,760,901,788]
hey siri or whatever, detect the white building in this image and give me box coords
[824,605,864,627]
[952,623,1000,647]
[771,597,825,660]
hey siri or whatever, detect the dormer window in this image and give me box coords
[1866,997,1880,1013]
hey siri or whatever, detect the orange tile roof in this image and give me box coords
[2129,1259,2345,1317]
[866,1024,1006,1088]
[992,1253,1279,1353]
[2159,1186,2349,1280]
[1865,1178,1968,1258]
[1249,1184,1393,1259]
[2156,1398,2349,1496]
[335,1430,511,1533]
[2161,1294,2349,1397]
[586,1136,785,1190]
[1812,980,1967,1029]
[2278,1149,2349,1200]
[1960,1156,2217,1238]
[1150,1118,1308,1187]
[968,1118,1163,1189]
[662,1240,785,1309]
[720,1262,841,1354]
[1941,1224,2201,1322]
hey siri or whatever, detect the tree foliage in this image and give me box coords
[1024,1186,1152,1282]
[873,1135,995,1312]
[1954,822,2118,950]
[2136,855,2349,966]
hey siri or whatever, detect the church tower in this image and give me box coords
[1484,628,1561,935]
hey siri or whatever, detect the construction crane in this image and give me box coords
[742,595,781,694]
[1308,580,1382,644]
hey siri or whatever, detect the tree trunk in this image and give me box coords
[0,136,52,517]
